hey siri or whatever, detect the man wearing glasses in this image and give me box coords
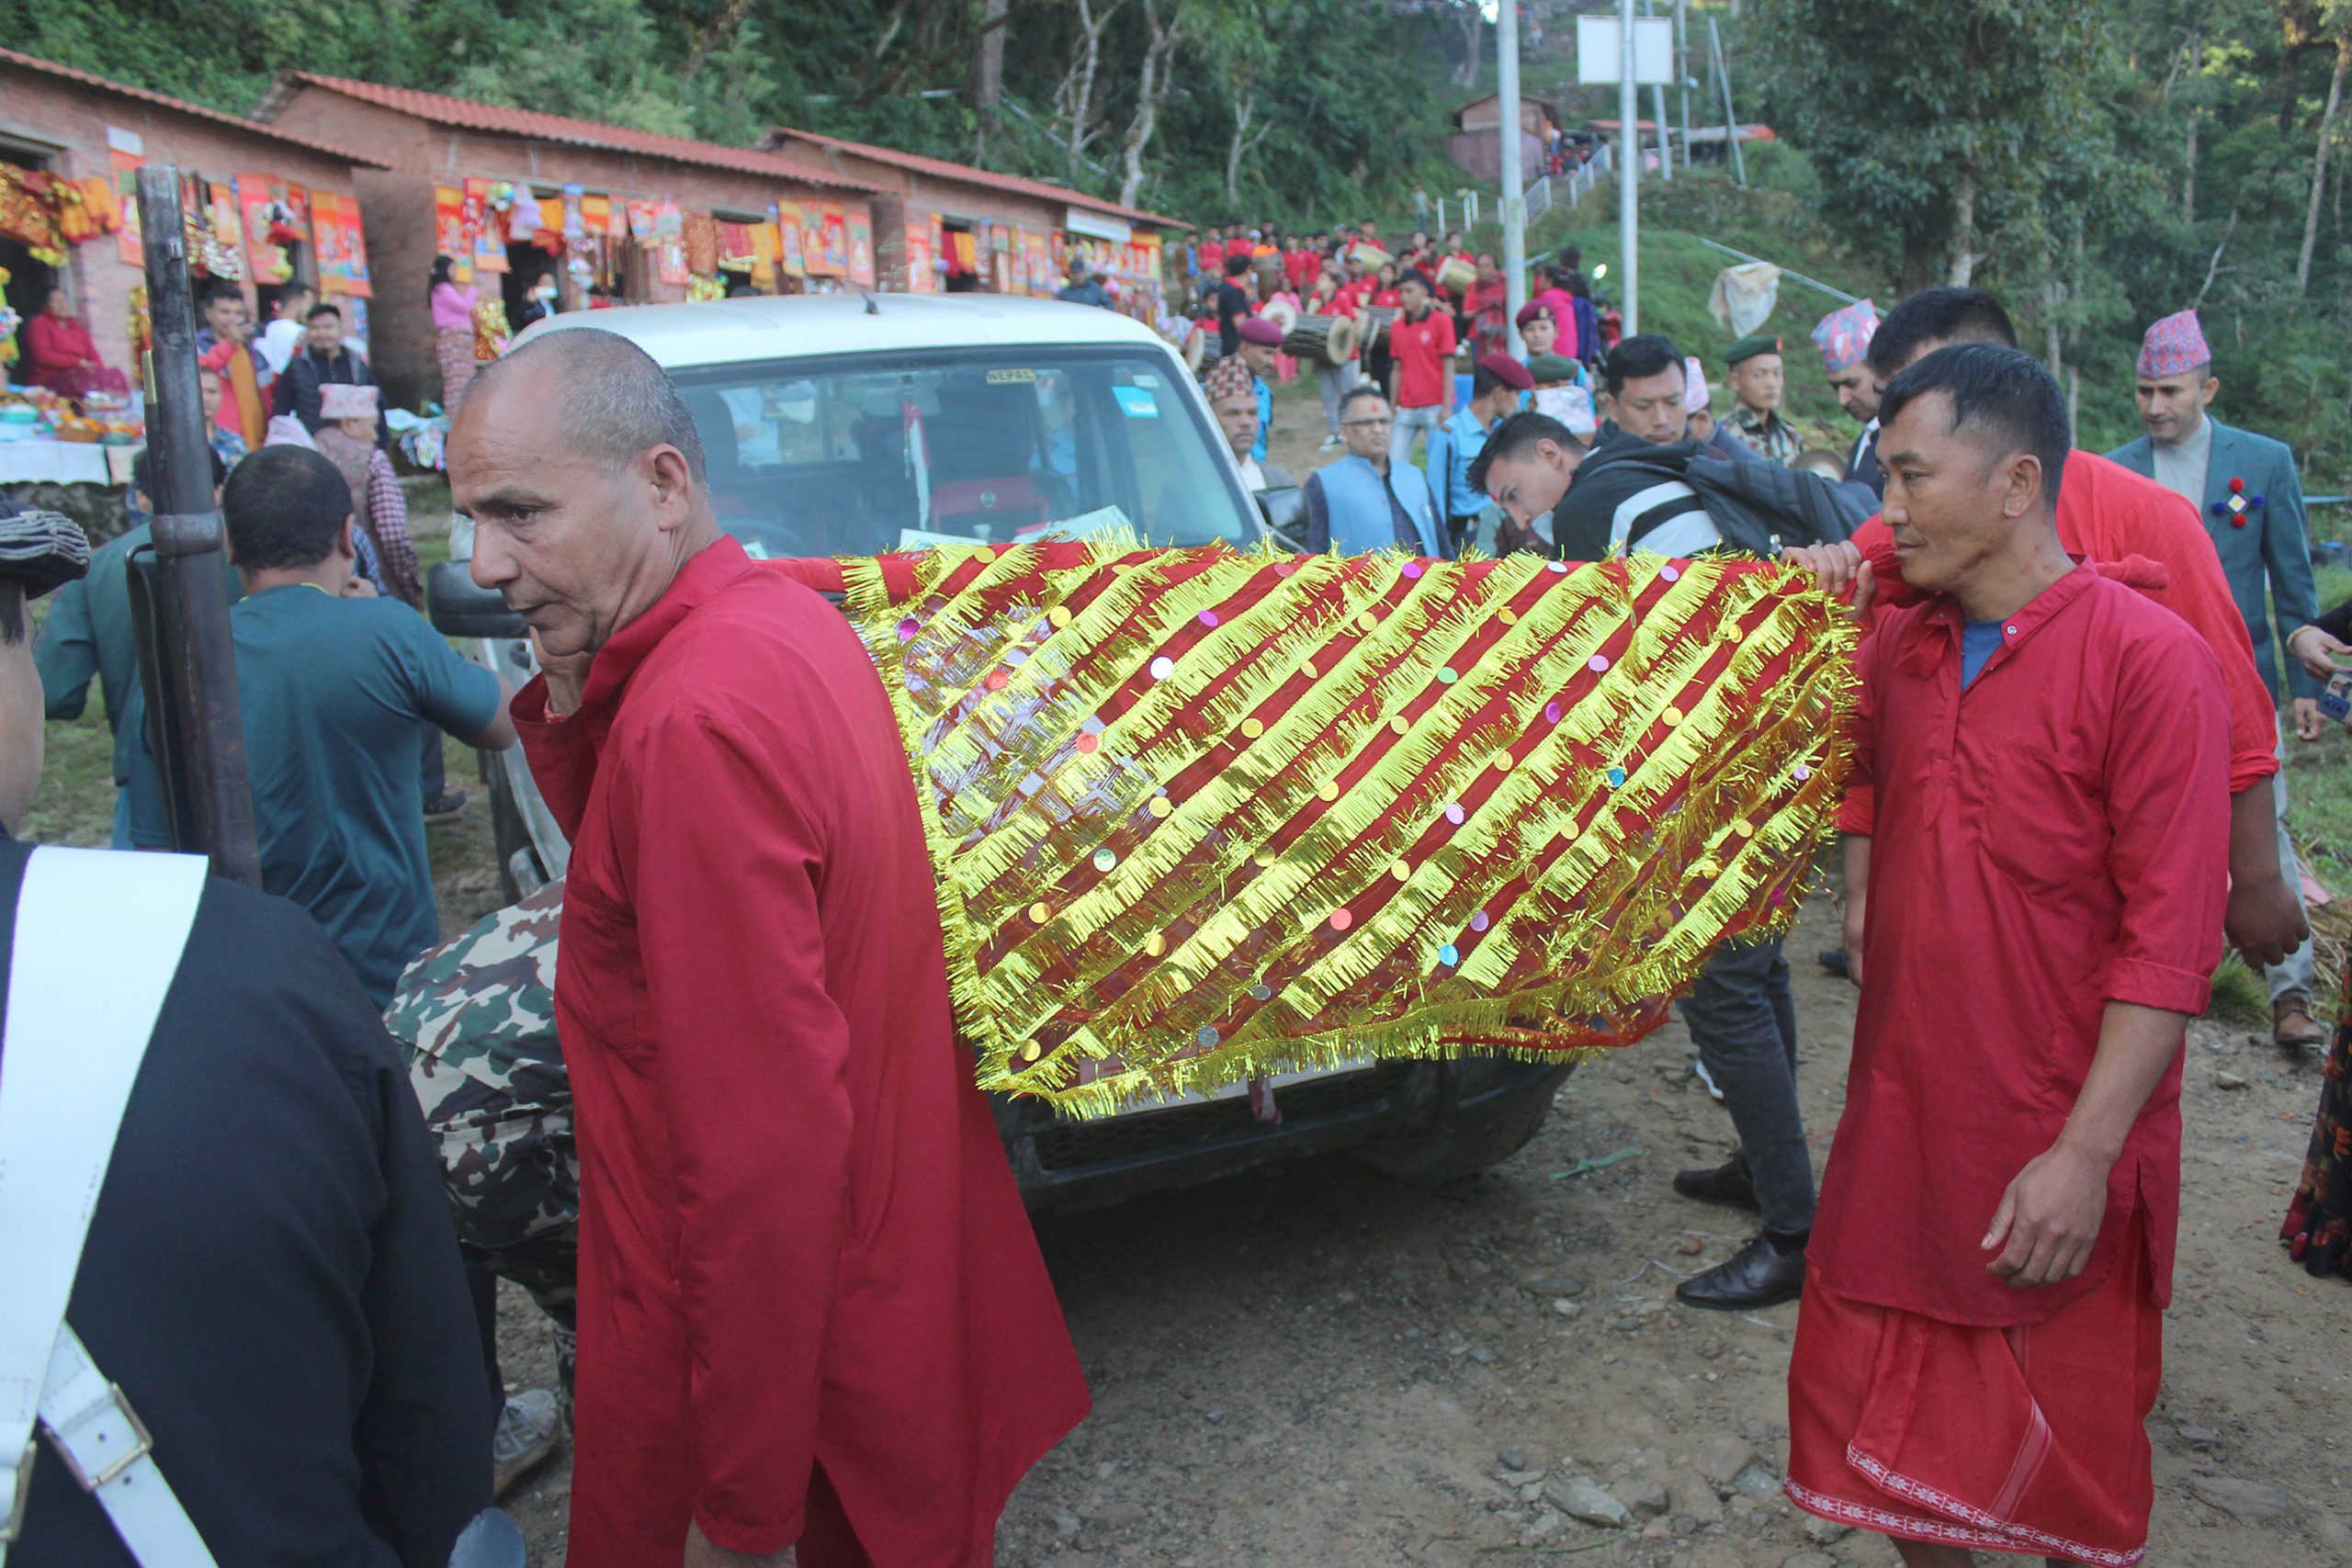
[1301,386,1447,557]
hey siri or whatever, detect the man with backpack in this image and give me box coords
[1469,335,1867,1314]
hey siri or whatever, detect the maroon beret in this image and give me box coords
[1477,353,1533,390]
[1236,315,1284,346]
[1514,299,1558,328]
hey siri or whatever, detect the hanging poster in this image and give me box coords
[239,174,301,284]
[904,222,932,292]
[846,209,875,288]
[582,192,613,242]
[627,199,658,243]
[751,216,778,291]
[435,186,469,265]
[535,196,565,243]
[717,220,755,274]
[561,185,586,244]
[776,200,807,277]
[110,149,142,265]
[683,212,719,276]
[312,193,373,298]
[810,202,847,277]
[464,178,507,274]
[1025,231,1052,294]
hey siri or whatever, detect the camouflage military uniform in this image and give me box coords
[384,882,577,1405]
[1725,402,1804,465]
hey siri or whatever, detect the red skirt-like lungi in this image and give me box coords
[1784,1229,2161,1567]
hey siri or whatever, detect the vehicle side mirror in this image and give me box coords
[1254,486,1308,552]
[426,560,527,638]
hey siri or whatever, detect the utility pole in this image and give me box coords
[133,165,260,886]
[1646,0,1672,182]
[1711,17,1747,188]
[1619,0,1640,332]
[1498,0,1528,356]
[1677,0,1691,170]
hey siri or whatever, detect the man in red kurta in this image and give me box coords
[448,328,1088,1568]
[1789,344,2230,1566]
[1789,286,2301,975]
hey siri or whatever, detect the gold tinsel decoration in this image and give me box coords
[842,540,1857,1118]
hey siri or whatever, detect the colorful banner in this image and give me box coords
[847,209,875,288]
[776,200,807,277]
[1024,231,1052,294]
[435,186,469,269]
[312,192,373,298]
[464,178,506,275]
[717,220,755,275]
[627,199,658,243]
[809,202,847,277]
[682,212,718,276]
[752,214,779,291]
[239,174,301,285]
[904,222,933,292]
[110,149,142,265]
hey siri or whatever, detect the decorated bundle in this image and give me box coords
[816,540,1858,1118]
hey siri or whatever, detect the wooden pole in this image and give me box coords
[134,164,260,887]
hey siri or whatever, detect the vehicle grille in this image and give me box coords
[1027,1064,1415,1171]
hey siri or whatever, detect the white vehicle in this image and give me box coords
[428,293,1565,1212]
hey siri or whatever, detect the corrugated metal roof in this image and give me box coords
[260,73,884,195]
[763,127,1185,230]
[0,48,391,167]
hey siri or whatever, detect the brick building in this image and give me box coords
[0,48,382,391]
[254,74,887,409]
[761,125,1183,305]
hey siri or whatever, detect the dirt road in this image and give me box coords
[477,883,2352,1566]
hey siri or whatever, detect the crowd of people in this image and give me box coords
[3,205,2346,1568]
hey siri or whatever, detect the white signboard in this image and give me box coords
[1576,15,1674,86]
[1067,209,1133,244]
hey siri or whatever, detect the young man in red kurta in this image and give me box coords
[447,329,1088,1568]
[1790,344,2231,1566]
[1785,287,2302,977]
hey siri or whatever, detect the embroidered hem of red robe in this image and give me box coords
[1783,1225,2160,1568]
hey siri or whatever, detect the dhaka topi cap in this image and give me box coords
[319,382,379,421]
[0,500,90,599]
[1533,384,1597,438]
[1515,299,1558,329]
[1526,353,1579,385]
[1683,356,1713,415]
[1810,299,1878,373]
[1478,352,1533,390]
[1200,354,1255,403]
[1235,315,1284,347]
[1724,332,1782,367]
[2137,310,2211,380]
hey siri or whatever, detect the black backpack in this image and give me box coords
[1585,440,1870,558]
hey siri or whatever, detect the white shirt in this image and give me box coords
[2150,411,2214,510]
[258,317,305,376]
[1237,455,1267,491]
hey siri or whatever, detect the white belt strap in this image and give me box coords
[0,847,213,1566]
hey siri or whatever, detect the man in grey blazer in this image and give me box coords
[2109,308,2325,1048]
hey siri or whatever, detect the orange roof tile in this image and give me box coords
[763,127,1185,230]
[0,48,390,167]
[260,73,883,194]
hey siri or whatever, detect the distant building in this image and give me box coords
[1444,92,1563,185]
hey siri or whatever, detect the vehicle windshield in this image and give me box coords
[669,344,1257,559]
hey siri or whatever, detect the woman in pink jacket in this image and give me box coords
[429,254,480,413]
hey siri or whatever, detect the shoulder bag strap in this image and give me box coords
[0,847,213,1566]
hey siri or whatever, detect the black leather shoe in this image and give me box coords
[1817,947,1849,977]
[1672,1156,1758,1213]
[1676,1233,1807,1311]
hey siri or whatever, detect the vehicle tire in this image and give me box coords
[483,751,547,906]
[1350,1059,1572,1185]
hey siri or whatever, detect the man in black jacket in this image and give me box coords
[273,299,379,435]
[0,501,491,1565]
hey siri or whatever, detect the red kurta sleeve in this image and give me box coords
[2098,627,2232,1015]
[510,673,604,841]
[613,697,854,1552]
[2069,469,2278,795]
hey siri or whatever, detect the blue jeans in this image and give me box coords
[1389,402,1442,468]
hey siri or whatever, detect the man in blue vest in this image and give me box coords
[2107,308,2325,1048]
[1302,386,1446,556]
[1428,352,1530,550]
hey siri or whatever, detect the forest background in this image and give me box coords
[8,0,2346,482]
